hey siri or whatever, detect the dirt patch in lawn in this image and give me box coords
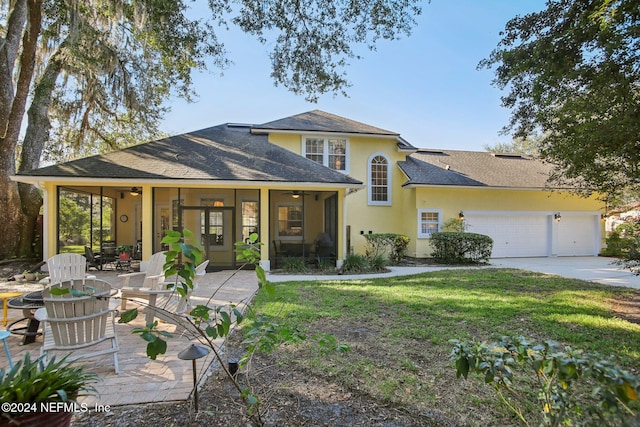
[611,290,640,324]
[72,328,465,427]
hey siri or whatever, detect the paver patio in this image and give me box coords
[0,269,259,407]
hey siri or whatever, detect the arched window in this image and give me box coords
[368,153,391,205]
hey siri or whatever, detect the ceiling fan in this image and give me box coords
[282,190,311,199]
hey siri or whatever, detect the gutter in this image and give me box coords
[10,175,365,190]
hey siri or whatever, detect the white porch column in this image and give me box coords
[141,185,153,260]
[259,187,271,271]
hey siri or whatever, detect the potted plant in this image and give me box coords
[0,353,98,427]
[116,244,132,260]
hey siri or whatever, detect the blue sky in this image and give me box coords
[160,1,547,151]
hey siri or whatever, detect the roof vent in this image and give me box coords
[419,149,446,155]
[492,153,525,159]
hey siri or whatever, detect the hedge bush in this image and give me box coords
[362,233,410,265]
[341,253,370,274]
[430,232,493,264]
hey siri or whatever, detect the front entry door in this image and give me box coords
[200,207,234,269]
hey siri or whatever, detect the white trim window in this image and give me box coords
[368,153,391,205]
[418,209,441,238]
[303,136,348,172]
[276,203,303,239]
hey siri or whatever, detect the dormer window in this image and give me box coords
[303,137,348,172]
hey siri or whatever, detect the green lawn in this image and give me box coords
[244,268,640,426]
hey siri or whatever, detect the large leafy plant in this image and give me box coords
[450,335,639,426]
[0,354,98,420]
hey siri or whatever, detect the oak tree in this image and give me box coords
[482,0,640,198]
[0,0,422,259]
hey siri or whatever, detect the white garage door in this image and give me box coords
[465,214,549,258]
[464,213,600,258]
[557,215,599,256]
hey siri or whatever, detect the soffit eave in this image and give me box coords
[11,175,364,190]
[401,183,565,191]
[251,128,400,140]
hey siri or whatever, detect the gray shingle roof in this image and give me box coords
[398,150,554,188]
[252,110,415,150]
[253,110,397,135]
[17,124,362,186]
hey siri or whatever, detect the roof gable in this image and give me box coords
[252,110,397,136]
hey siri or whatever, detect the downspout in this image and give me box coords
[341,187,364,269]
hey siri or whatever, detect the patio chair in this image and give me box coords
[84,246,102,271]
[142,260,209,325]
[40,278,119,373]
[100,242,117,270]
[272,240,289,269]
[40,253,96,285]
[315,232,335,261]
[119,252,167,312]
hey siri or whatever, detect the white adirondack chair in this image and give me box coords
[40,278,119,373]
[143,260,209,325]
[119,252,167,312]
[40,253,96,285]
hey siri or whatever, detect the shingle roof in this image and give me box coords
[16,124,362,186]
[252,110,416,151]
[253,110,398,135]
[398,150,554,188]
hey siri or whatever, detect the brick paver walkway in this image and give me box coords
[0,269,259,407]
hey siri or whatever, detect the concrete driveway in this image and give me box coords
[490,256,640,290]
[269,256,640,290]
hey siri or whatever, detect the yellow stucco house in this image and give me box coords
[13,110,604,270]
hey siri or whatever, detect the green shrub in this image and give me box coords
[609,218,640,274]
[391,235,410,264]
[442,217,466,232]
[604,220,640,257]
[363,233,410,265]
[282,257,309,273]
[451,335,640,427]
[316,258,336,273]
[368,254,388,272]
[430,232,493,264]
[341,253,369,274]
[602,230,633,256]
[615,236,640,275]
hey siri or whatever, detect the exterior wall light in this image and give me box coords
[458,211,464,220]
[554,212,562,221]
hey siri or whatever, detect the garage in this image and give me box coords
[556,214,602,256]
[464,212,600,258]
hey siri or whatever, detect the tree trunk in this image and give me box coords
[16,45,64,258]
[0,0,26,133]
[0,0,31,259]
